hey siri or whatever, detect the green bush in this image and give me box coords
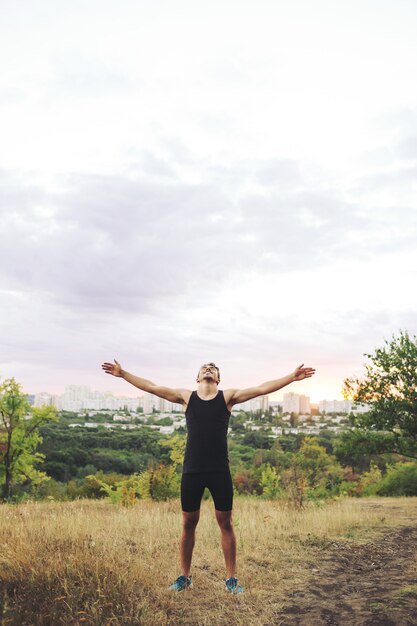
[376,463,417,496]
[337,480,360,497]
[260,464,282,499]
[137,464,180,501]
[357,462,383,496]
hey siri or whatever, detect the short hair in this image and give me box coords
[197,362,220,381]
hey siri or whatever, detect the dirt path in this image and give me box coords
[273,525,417,626]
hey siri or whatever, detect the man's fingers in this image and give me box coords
[303,368,316,377]
[295,365,316,379]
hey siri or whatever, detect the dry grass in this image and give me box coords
[1,496,417,625]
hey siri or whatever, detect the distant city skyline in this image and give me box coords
[29,383,363,413]
[23,372,343,404]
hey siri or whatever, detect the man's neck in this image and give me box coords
[197,380,219,398]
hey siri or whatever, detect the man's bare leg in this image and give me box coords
[215,509,236,578]
[180,510,200,577]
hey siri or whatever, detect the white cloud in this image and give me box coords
[1,0,417,399]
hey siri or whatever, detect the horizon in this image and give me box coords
[23,375,348,404]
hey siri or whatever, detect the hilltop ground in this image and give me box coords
[0,498,416,625]
[274,502,417,625]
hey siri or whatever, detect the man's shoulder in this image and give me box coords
[177,389,193,405]
[222,388,237,405]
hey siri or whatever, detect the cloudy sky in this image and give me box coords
[1,0,417,402]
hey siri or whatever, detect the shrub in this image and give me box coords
[337,480,360,497]
[89,474,141,506]
[356,462,383,496]
[375,463,417,496]
[232,469,262,495]
[137,464,180,501]
[260,464,282,499]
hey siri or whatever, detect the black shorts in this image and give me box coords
[181,471,233,512]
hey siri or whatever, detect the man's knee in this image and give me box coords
[215,510,233,531]
[182,510,200,530]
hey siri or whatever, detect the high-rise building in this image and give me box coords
[318,399,369,414]
[34,393,53,408]
[143,392,158,414]
[283,392,300,414]
[299,395,311,414]
[56,385,142,411]
[319,399,351,413]
[259,395,269,413]
[236,396,268,413]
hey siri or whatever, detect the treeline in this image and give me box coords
[2,408,417,504]
[38,422,167,480]
[23,419,416,506]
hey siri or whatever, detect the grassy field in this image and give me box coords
[1,496,417,625]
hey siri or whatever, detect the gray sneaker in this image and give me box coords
[225,576,244,594]
[169,575,192,591]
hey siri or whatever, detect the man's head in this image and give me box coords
[196,362,220,385]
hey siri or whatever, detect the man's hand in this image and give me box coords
[100,361,191,404]
[293,364,316,381]
[102,359,122,377]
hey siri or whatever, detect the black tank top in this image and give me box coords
[183,390,231,473]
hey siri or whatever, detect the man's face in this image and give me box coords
[197,363,220,384]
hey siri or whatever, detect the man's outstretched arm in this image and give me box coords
[101,360,191,405]
[225,364,316,407]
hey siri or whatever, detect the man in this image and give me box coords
[101,359,315,594]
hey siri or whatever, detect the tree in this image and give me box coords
[289,412,299,428]
[260,464,281,499]
[242,430,272,449]
[282,437,343,506]
[344,331,417,459]
[161,433,186,466]
[334,429,393,473]
[293,437,340,488]
[137,434,184,500]
[0,378,58,501]
[137,463,180,501]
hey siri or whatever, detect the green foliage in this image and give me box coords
[356,462,383,496]
[229,441,256,465]
[282,464,307,509]
[161,433,186,466]
[242,430,272,449]
[85,435,185,504]
[295,437,342,488]
[232,470,261,495]
[38,422,163,480]
[279,434,305,452]
[260,464,282,499]
[334,429,394,472]
[137,464,180,501]
[133,433,187,501]
[87,473,142,506]
[344,331,417,459]
[36,471,128,501]
[229,412,248,434]
[0,378,58,501]
[281,437,344,506]
[36,477,72,501]
[337,480,360,497]
[375,463,417,496]
[250,441,291,470]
